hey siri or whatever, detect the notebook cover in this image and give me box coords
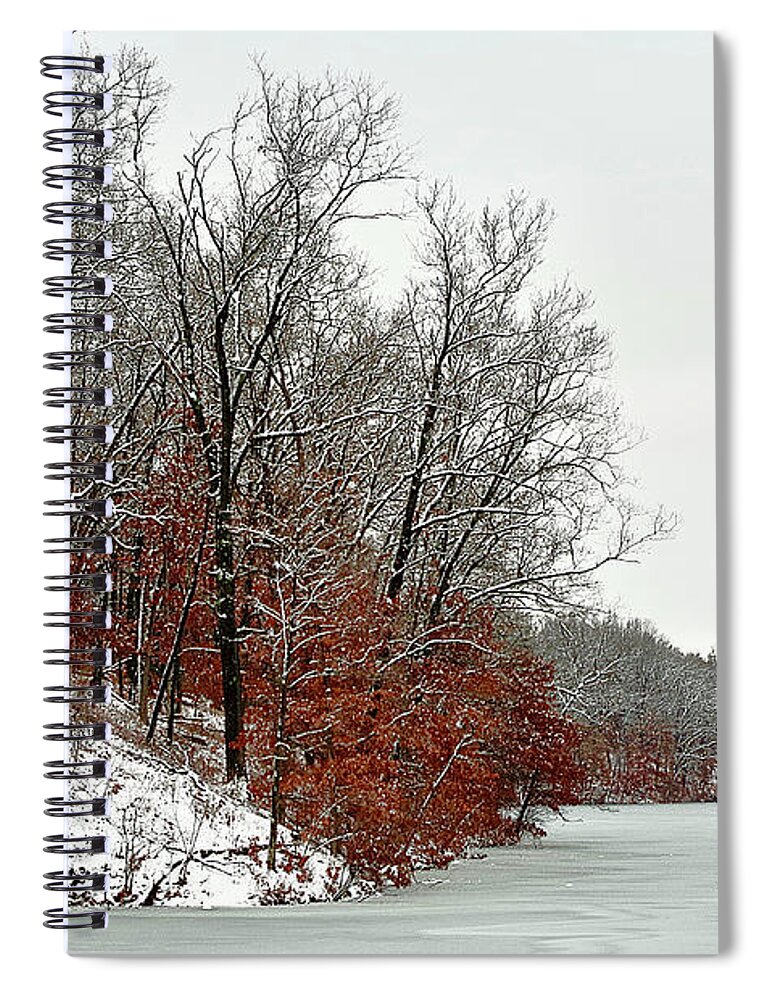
[54,29,717,955]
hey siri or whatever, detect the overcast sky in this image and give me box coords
[87,30,715,654]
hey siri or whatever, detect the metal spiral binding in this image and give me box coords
[42,52,111,932]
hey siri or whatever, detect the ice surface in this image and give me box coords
[68,802,717,955]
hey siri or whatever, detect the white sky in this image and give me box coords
[87,30,715,654]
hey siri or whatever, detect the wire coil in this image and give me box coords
[42,52,111,930]
[40,55,106,80]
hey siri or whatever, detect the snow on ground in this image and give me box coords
[69,735,357,908]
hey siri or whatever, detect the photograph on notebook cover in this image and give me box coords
[64,30,716,955]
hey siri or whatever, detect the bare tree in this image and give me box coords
[82,54,407,780]
[357,183,671,631]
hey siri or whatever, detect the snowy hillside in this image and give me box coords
[70,734,362,908]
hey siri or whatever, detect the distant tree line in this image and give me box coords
[531,615,717,802]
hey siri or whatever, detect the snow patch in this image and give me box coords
[70,735,364,908]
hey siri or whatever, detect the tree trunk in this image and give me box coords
[514,769,539,839]
[215,508,246,781]
[386,398,438,601]
[146,506,210,744]
[166,655,180,742]
[137,579,149,724]
[266,668,289,871]
[211,300,246,782]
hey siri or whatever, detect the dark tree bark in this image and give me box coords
[215,506,246,781]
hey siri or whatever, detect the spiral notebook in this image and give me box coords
[42,30,718,955]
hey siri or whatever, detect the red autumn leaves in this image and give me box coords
[106,454,587,885]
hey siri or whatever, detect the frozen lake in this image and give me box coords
[68,803,718,955]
